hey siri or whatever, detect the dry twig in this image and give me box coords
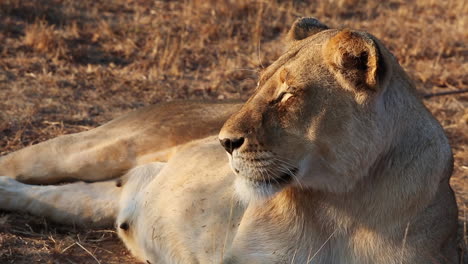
[423,89,468,99]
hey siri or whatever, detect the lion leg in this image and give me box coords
[0,128,141,184]
[0,162,165,228]
[0,176,121,227]
[0,102,240,185]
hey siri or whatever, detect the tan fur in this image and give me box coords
[0,18,459,263]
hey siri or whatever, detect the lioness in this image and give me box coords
[0,18,459,263]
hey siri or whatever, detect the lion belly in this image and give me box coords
[119,137,244,263]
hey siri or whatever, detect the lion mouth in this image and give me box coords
[247,168,297,186]
[234,165,300,202]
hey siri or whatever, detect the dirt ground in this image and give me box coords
[0,0,466,263]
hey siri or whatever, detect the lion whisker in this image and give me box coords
[307,229,337,263]
[264,166,282,186]
[270,157,304,190]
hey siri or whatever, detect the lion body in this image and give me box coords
[0,18,459,263]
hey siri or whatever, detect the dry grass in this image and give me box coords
[0,0,466,263]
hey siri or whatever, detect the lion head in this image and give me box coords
[219,18,420,202]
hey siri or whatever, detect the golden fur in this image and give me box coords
[0,18,459,263]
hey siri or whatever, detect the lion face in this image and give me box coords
[219,18,393,201]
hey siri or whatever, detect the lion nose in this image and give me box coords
[219,137,244,154]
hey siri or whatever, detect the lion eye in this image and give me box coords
[276,92,294,103]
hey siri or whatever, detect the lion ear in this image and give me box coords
[324,29,386,92]
[287,17,329,42]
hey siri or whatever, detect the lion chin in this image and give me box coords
[231,153,313,203]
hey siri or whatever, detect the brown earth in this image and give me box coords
[0,0,466,263]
